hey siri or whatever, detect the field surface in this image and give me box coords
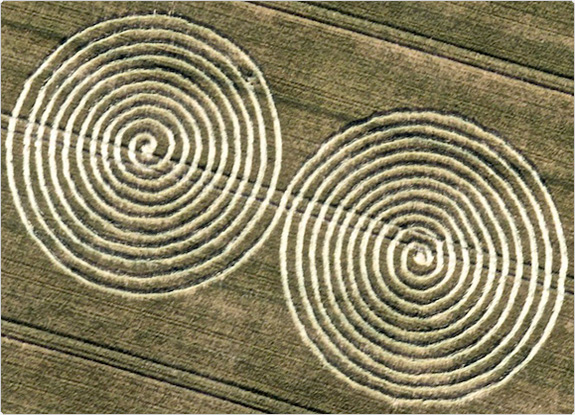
[2,2,573,413]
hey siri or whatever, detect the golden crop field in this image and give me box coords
[2,2,573,413]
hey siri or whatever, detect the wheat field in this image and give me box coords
[2,2,573,413]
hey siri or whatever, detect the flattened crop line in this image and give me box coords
[1,317,324,414]
[251,2,573,96]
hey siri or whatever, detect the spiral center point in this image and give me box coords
[413,250,430,266]
[141,141,155,157]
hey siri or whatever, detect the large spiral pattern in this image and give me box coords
[6,15,282,294]
[280,111,567,401]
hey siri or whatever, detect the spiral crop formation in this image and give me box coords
[6,14,568,403]
[280,111,567,401]
[6,15,282,294]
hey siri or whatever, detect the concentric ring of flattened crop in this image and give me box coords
[6,15,282,294]
[280,111,567,401]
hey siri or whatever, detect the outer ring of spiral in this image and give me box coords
[280,110,567,401]
[6,15,282,295]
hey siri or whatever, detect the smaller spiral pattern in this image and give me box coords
[280,111,567,401]
[6,15,282,294]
